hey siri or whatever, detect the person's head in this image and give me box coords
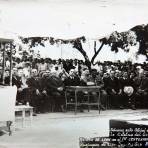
[5,70,9,77]
[73,59,78,65]
[143,70,148,78]
[40,58,45,64]
[16,58,21,64]
[115,70,121,78]
[69,69,76,77]
[130,72,136,78]
[91,69,97,79]
[12,67,18,76]
[55,66,58,71]
[41,70,51,78]
[59,72,67,81]
[110,70,115,78]
[136,66,141,71]
[123,71,128,79]
[57,58,62,64]
[24,62,31,68]
[17,67,23,77]
[103,72,109,78]
[31,69,38,77]
[103,73,107,78]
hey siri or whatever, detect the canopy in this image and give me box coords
[0,38,13,43]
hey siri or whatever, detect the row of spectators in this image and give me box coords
[0,57,148,114]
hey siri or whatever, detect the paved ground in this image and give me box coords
[0,109,148,148]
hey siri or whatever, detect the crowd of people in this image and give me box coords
[0,57,148,114]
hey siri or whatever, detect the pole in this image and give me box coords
[60,44,63,69]
[9,43,13,86]
[2,43,5,84]
[60,44,63,59]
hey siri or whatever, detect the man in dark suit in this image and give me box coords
[120,71,136,109]
[105,70,123,109]
[4,67,23,87]
[135,70,148,108]
[42,71,65,112]
[64,69,86,86]
[5,67,27,105]
[26,69,42,113]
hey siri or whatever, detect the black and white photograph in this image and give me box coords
[0,0,148,147]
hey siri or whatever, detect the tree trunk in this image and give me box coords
[73,40,92,72]
[91,42,104,65]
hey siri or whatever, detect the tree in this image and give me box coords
[98,24,148,61]
[19,36,92,71]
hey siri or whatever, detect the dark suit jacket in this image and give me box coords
[4,76,22,88]
[139,77,148,92]
[26,76,42,92]
[105,77,121,93]
[44,75,64,96]
[64,76,86,86]
[120,77,135,89]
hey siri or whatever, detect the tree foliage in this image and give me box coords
[100,24,148,59]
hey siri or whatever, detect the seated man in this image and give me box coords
[80,69,107,110]
[26,69,42,114]
[64,69,86,86]
[6,67,28,105]
[135,70,148,108]
[104,70,123,109]
[121,71,136,109]
[42,70,65,112]
[63,68,86,111]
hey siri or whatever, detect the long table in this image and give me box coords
[65,86,101,114]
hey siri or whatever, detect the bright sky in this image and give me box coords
[0,0,148,62]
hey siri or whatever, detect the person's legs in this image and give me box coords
[114,94,123,109]
[135,92,143,109]
[100,90,108,110]
[108,93,117,109]
[143,93,148,108]
[117,93,125,109]
[53,92,65,112]
[122,93,128,108]
[128,93,136,109]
